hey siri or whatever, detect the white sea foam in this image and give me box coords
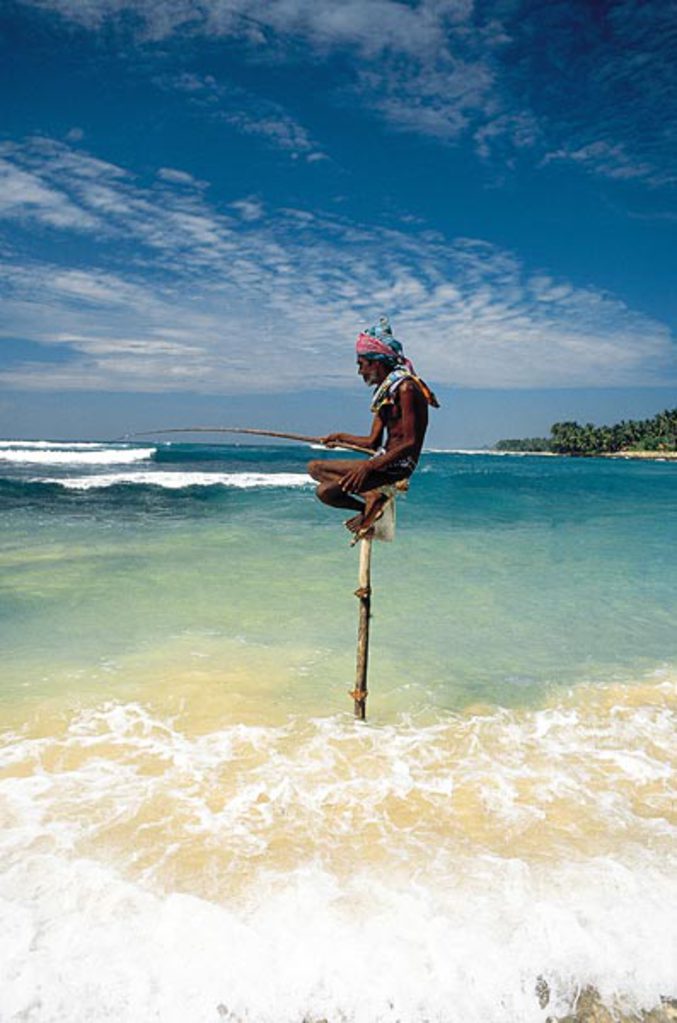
[0,685,674,1022]
[0,851,674,1023]
[34,471,313,489]
[2,447,155,465]
[0,440,106,449]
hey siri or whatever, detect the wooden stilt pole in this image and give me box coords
[352,536,373,720]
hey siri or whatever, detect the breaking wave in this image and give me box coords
[31,471,313,490]
[0,440,107,449]
[0,447,156,465]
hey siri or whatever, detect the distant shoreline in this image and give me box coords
[489,449,677,461]
[493,408,677,460]
[601,449,677,461]
[428,448,677,461]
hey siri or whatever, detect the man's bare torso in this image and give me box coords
[381,379,429,463]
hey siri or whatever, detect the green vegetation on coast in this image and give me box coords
[495,407,677,456]
[493,436,553,453]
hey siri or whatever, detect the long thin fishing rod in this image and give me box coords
[122,426,374,456]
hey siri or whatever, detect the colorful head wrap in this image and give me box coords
[356,315,440,409]
[356,316,414,372]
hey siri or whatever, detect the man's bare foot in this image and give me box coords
[344,512,364,534]
[344,493,389,537]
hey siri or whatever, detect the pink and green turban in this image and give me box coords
[356,316,414,372]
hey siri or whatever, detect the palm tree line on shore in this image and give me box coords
[495,407,677,456]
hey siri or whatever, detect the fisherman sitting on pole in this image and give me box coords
[308,316,439,539]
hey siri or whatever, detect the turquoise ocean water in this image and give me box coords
[0,440,675,1021]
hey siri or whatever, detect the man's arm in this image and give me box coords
[321,414,384,452]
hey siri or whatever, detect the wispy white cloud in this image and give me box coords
[474,110,542,164]
[18,0,675,189]
[19,0,503,153]
[170,71,327,161]
[229,198,264,222]
[0,138,674,394]
[156,166,208,188]
[498,0,676,188]
[24,0,471,53]
[542,140,675,188]
[221,109,324,161]
[0,137,238,260]
[0,154,100,230]
[355,57,495,143]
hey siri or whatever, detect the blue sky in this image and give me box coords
[0,0,675,445]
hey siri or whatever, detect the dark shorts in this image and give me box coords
[370,455,417,482]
